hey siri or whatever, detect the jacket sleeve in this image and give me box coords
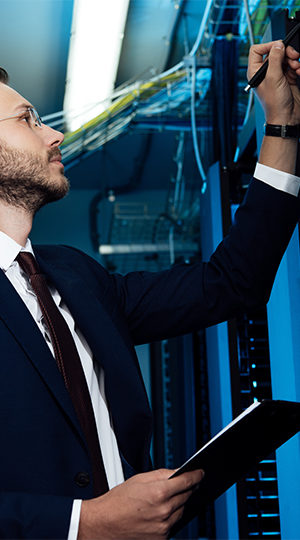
[0,492,73,539]
[107,178,300,344]
[61,177,299,345]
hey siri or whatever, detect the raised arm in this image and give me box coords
[250,40,300,172]
[76,40,300,540]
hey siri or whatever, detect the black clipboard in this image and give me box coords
[170,399,300,533]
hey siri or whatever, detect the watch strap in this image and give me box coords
[264,123,300,139]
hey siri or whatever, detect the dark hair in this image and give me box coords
[0,67,9,84]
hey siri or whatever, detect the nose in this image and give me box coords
[40,123,64,147]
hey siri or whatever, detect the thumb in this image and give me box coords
[267,40,285,80]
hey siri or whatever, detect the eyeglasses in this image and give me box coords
[0,106,42,128]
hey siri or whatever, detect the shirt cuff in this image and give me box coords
[67,500,82,540]
[254,163,300,197]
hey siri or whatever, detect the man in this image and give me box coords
[0,40,299,539]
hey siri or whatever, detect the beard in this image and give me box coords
[0,140,69,215]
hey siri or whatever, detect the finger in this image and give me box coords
[247,41,285,80]
[158,486,201,535]
[136,468,177,483]
[266,41,286,81]
[286,45,300,60]
[156,501,186,534]
[169,488,195,512]
[250,40,282,59]
[286,57,300,71]
[286,71,298,85]
[166,504,187,531]
[166,469,205,496]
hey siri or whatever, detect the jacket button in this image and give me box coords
[75,471,90,487]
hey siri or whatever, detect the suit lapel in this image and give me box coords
[36,251,153,471]
[0,270,87,450]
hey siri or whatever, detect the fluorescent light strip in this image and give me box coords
[99,243,198,255]
[63,0,130,132]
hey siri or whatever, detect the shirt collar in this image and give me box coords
[0,231,34,272]
[0,231,62,307]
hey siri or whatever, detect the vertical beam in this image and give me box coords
[254,13,300,530]
[200,162,239,539]
[267,230,300,539]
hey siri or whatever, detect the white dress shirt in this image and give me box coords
[0,234,124,540]
[0,163,299,539]
[255,162,300,196]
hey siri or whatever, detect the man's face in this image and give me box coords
[0,82,69,214]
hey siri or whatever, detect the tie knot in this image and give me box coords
[16,251,40,277]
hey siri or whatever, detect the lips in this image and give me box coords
[49,153,62,163]
[49,152,64,169]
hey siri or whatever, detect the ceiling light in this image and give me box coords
[63,0,130,132]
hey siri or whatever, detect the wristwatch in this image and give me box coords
[264,123,300,139]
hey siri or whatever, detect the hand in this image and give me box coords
[247,40,300,125]
[78,468,204,539]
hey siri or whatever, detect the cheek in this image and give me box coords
[0,127,44,153]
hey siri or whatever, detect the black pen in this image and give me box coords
[244,21,300,92]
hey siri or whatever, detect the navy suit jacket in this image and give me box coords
[0,179,299,538]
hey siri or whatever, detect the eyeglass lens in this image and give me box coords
[29,107,42,127]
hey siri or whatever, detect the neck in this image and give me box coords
[0,202,33,247]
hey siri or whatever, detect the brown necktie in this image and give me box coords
[16,251,109,496]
